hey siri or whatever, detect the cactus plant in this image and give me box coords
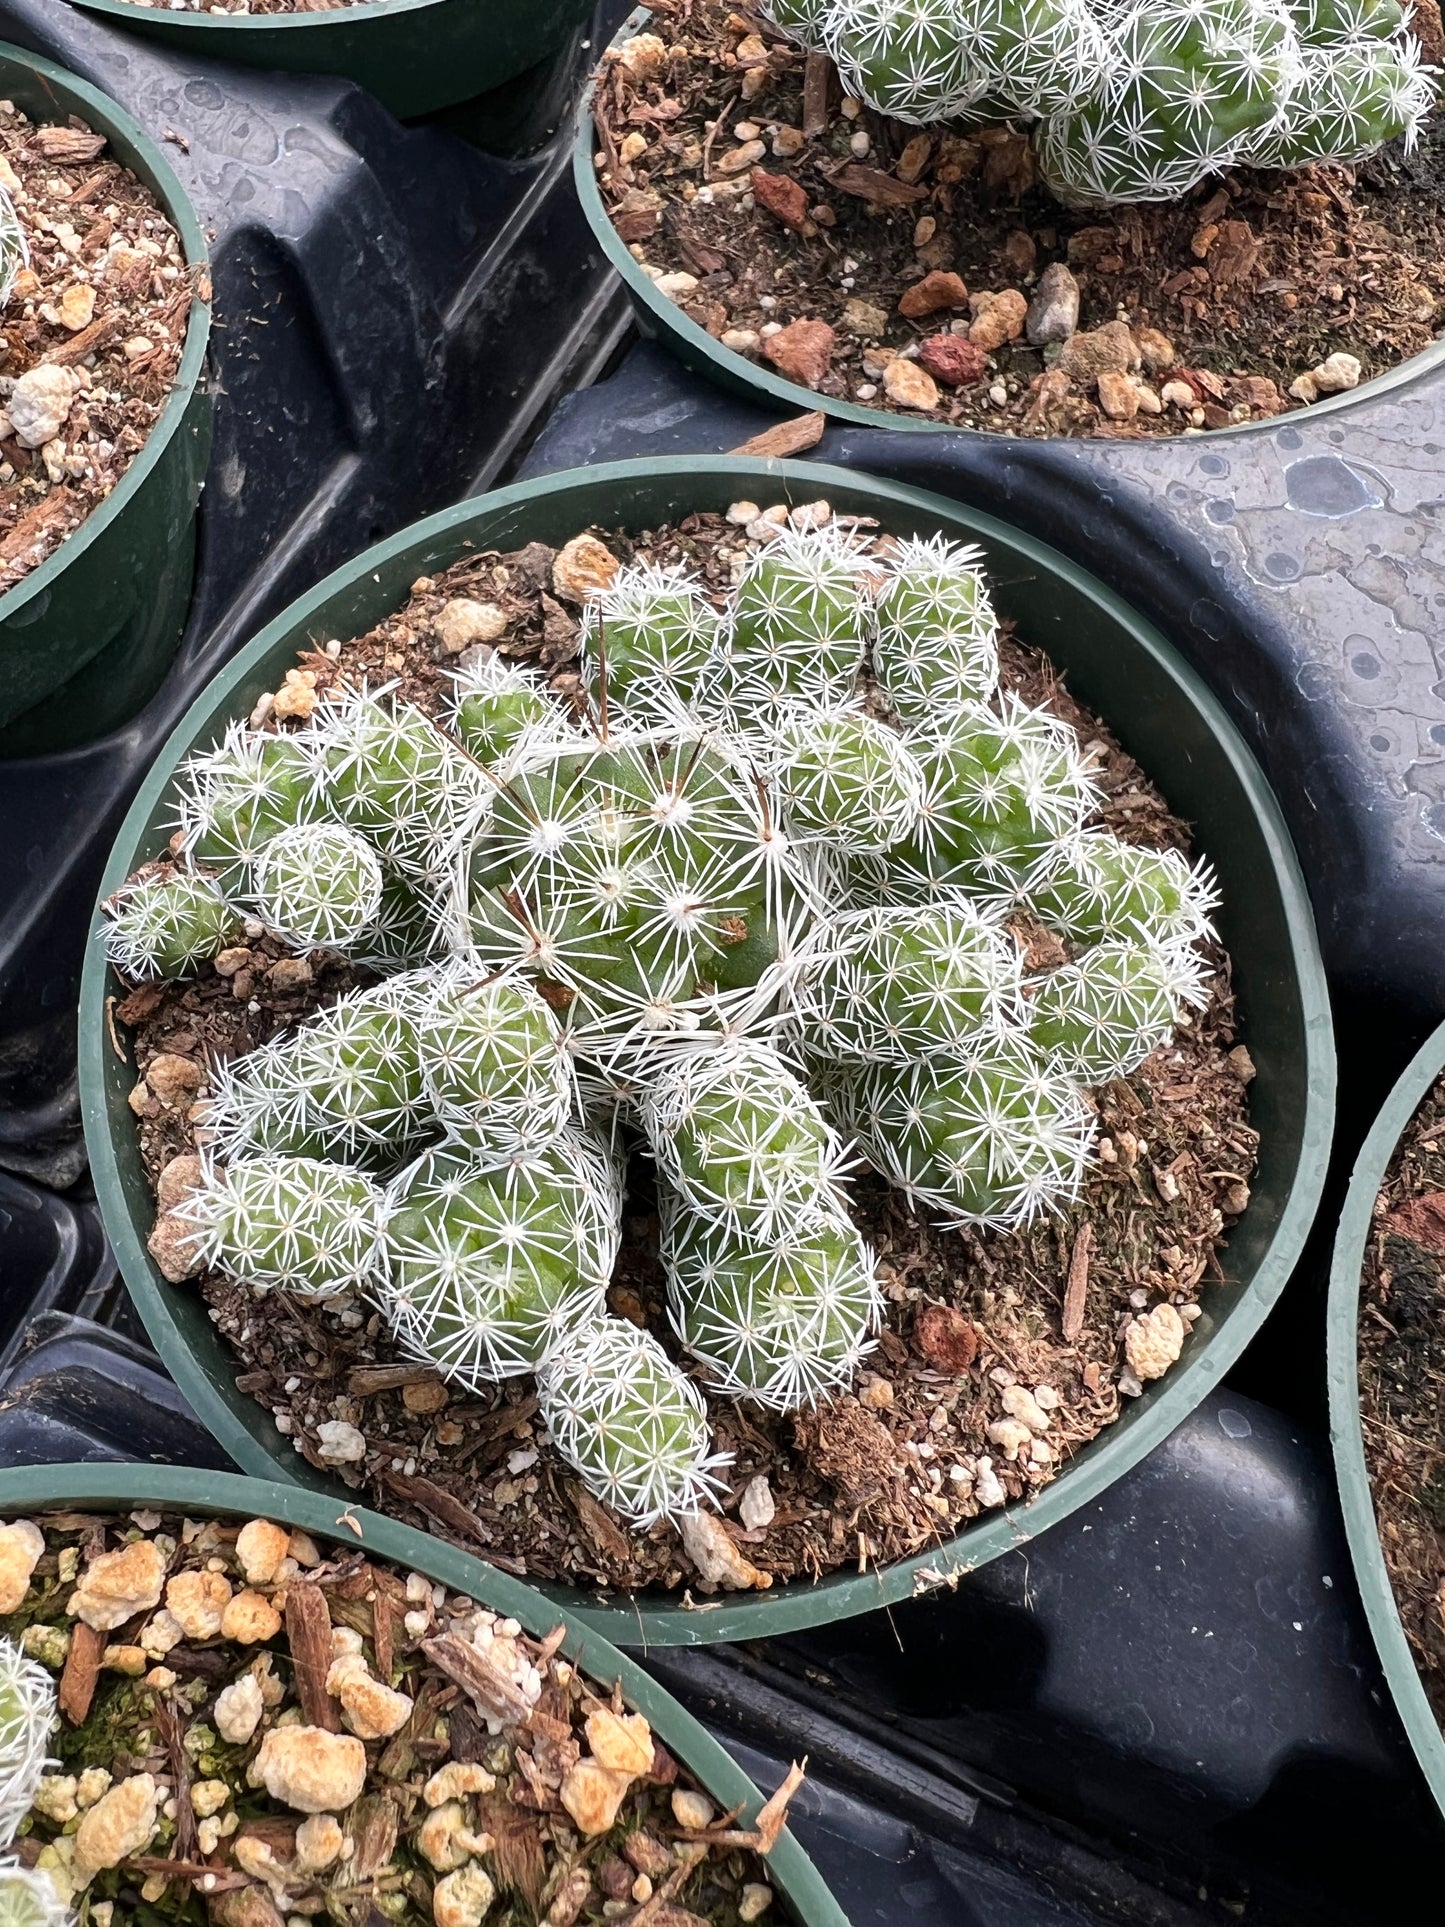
[0,189,29,312]
[180,1155,387,1297]
[101,869,237,983]
[537,1318,730,1524]
[0,1863,70,1927]
[0,1641,56,1844]
[117,523,1224,1530]
[762,0,1434,205]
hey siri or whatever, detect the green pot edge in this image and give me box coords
[68,0,454,33]
[77,451,1337,1648]
[574,8,1445,439]
[0,1460,848,1927]
[0,37,212,629]
[1326,1014,1445,1822]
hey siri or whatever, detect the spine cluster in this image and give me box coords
[765,0,1434,203]
[0,1638,60,1922]
[118,518,1218,1528]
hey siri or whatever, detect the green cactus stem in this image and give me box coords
[0,1863,71,1927]
[1024,830,1218,949]
[177,723,318,901]
[0,1641,56,1846]
[1026,939,1211,1080]
[771,704,926,855]
[450,655,562,774]
[253,821,384,952]
[872,534,1000,730]
[181,1155,387,1297]
[579,562,721,723]
[100,870,237,983]
[417,972,576,1156]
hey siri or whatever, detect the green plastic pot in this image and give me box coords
[575,9,1445,438]
[0,1461,845,1927]
[1328,1016,1445,1823]
[70,0,594,122]
[79,454,1335,1646]
[0,44,211,757]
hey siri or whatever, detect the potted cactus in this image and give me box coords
[577,0,1441,436]
[0,1462,838,1925]
[70,0,595,122]
[0,44,211,755]
[1328,1015,1445,1823]
[80,456,1332,1644]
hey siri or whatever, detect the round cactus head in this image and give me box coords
[253,822,384,952]
[180,1155,386,1297]
[579,562,721,723]
[101,870,236,983]
[772,705,926,855]
[641,1040,847,1239]
[834,1041,1095,1226]
[888,693,1098,898]
[1248,33,1433,165]
[764,0,836,48]
[872,534,1000,729]
[1027,938,1211,1080]
[353,867,453,972]
[0,1863,71,1927]
[450,656,562,774]
[1025,830,1218,949]
[309,687,488,877]
[824,0,990,121]
[715,525,871,721]
[379,1133,619,1385]
[537,1319,731,1525]
[177,722,318,899]
[790,899,1022,1062]
[663,1197,882,1409]
[417,971,576,1155]
[0,1640,56,1846]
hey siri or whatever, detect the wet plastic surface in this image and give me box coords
[0,0,632,1184]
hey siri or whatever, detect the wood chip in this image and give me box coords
[379,1471,522,1571]
[825,163,928,208]
[58,1622,105,1725]
[1062,1220,1093,1344]
[1384,1192,1445,1255]
[728,410,827,458]
[571,1483,632,1563]
[481,1796,548,1914]
[43,314,121,367]
[422,1632,539,1726]
[347,1362,441,1395]
[801,51,831,139]
[33,127,107,163]
[284,1581,342,1732]
[0,488,75,567]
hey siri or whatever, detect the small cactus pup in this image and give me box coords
[712,524,872,725]
[0,1863,70,1927]
[176,722,319,901]
[450,654,563,773]
[179,1155,387,1297]
[416,969,577,1155]
[641,1040,849,1240]
[0,1638,57,1843]
[871,536,1000,731]
[1024,830,1219,949]
[1026,939,1212,1080]
[252,821,384,952]
[378,1133,620,1385]
[1249,0,1434,166]
[770,703,926,854]
[537,1318,731,1525]
[0,186,28,311]
[663,1194,884,1408]
[100,869,237,983]
[578,561,721,723]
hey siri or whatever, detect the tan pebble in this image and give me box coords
[221,1589,282,1645]
[126,1080,155,1118]
[1160,379,1196,409]
[435,598,508,654]
[967,289,1027,352]
[325,1652,414,1741]
[213,946,251,977]
[720,327,760,354]
[1060,319,1139,382]
[679,1511,772,1591]
[70,1540,166,1631]
[619,132,648,164]
[423,1761,497,1809]
[882,358,940,412]
[294,1814,344,1874]
[772,124,805,157]
[716,139,766,176]
[616,31,666,79]
[190,1780,229,1820]
[670,1789,715,1831]
[215,1673,265,1746]
[1096,370,1141,421]
[74,1775,161,1877]
[249,1727,367,1814]
[58,283,96,331]
[401,1378,449,1416]
[165,1568,233,1640]
[432,1865,497,1927]
[1133,326,1175,374]
[236,1517,291,1587]
[268,957,314,992]
[740,1883,774,1921]
[101,1645,147,1676]
[552,533,620,604]
[585,1709,654,1777]
[986,1417,1034,1460]
[1310,351,1361,395]
[726,500,760,525]
[999,1384,1051,1434]
[0,1520,45,1614]
[1123,1302,1186,1382]
[560,1760,633,1836]
[858,1378,893,1410]
[156,1153,204,1212]
[738,1473,775,1532]
[145,1053,203,1107]
[271,667,317,722]
[417,1799,472,1873]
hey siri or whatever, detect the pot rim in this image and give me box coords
[68,0,457,32]
[0,39,211,627]
[0,1459,846,1926]
[574,7,1445,443]
[1326,1015,1445,1823]
[78,452,1336,1646]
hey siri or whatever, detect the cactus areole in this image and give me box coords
[82,461,1331,1635]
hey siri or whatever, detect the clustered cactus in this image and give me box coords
[109,518,1218,1529]
[765,0,1434,203]
[0,189,29,312]
[0,1639,65,1926]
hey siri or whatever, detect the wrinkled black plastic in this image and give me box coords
[0,0,631,1184]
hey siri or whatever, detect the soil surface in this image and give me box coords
[3,1506,786,1923]
[113,507,1258,1604]
[592,0,1445,437]
[1358,1071,1445,1732]
[0,101,194,596]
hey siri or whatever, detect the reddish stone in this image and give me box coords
[917,333,987,388]
[897,269,968,319]
[762,318,836,390]
[750,167,809,232]
[912,1303,979,1374]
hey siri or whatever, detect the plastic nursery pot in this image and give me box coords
[0,1460,845,1927]
[70,0,596,122]
[575,8,1445,440]
[0,43,211,759]
[79,454,1335,1646]
[1327,1016,1445,1824]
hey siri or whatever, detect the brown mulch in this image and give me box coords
[6,1506,788,1924]
[592,0,1445,437]
[0,102,195,595]
[113,508,1258,1603]
[1359,1071,1445,1732]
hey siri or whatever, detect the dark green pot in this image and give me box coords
[0,44,211,757]
[575,8,1445,437]
[79,455,1336,1646]
[70,0,594,121]
[0,1461,845,1927]
[1327,1017,1445,1822]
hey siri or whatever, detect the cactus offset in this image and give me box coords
[1026,938,1211,1079]
[0,1863,70,1927]
[101,870,236,983]
[253,821,384,951]
[181,1155,387,1297]
[0,1642,55,1847]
